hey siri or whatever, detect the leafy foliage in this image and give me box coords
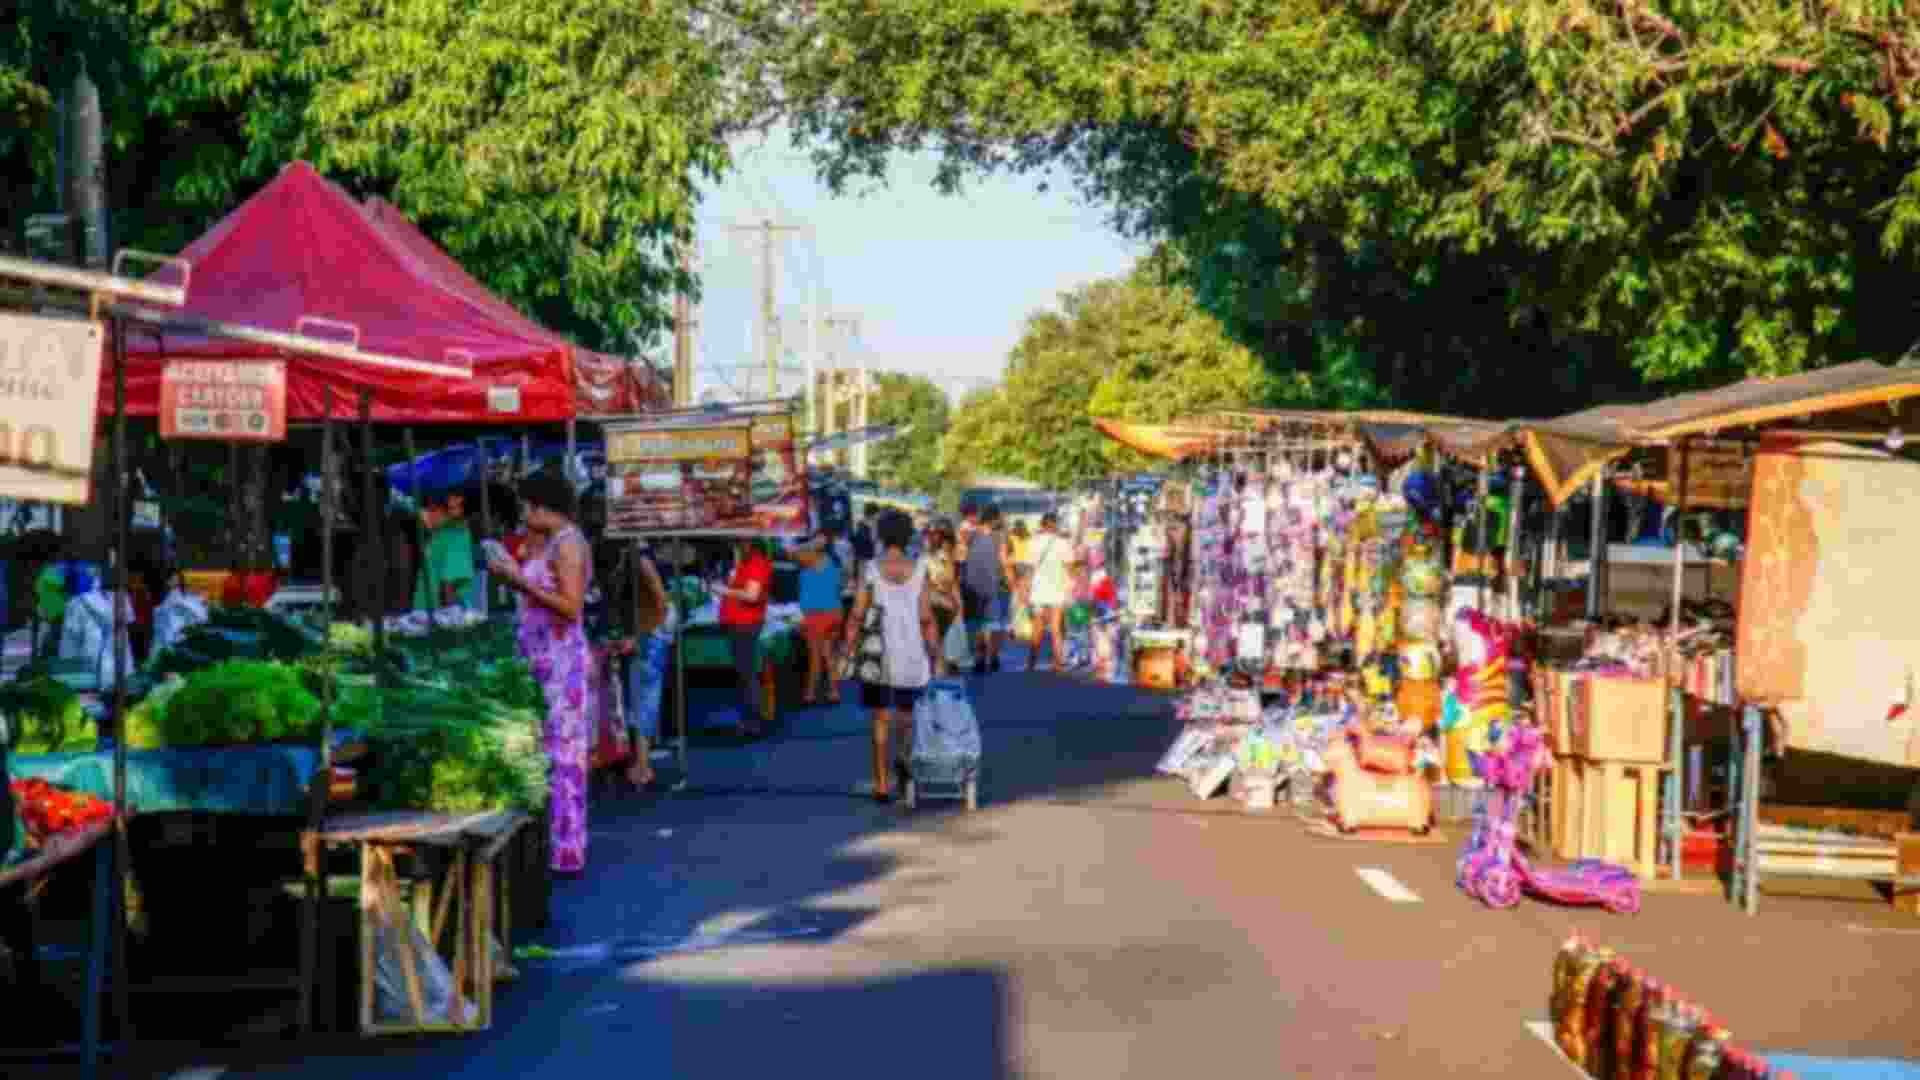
[942,269,1300,489]
[756,1,1920,387]
[7,0,748,352]
[865,373,951,495]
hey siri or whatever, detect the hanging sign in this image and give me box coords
[604,408,813,537]
[0,313,103,505]
[1670,441,1752,509]
[605,422,754,534]
[160,359,287,442]
[749,412,810,535]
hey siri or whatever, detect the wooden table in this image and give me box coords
[310,810,528,1037]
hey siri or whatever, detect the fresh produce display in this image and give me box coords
[129,660,323,748]
[10,778,114,843]
[338,666,549,813]
[137,607,322,691]
[0,675,95,754]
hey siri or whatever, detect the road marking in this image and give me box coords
[1524,1021,1588,1078]
[1845,923,1920,936]
[1355,867,1421,904]
[168,1070,228,1080]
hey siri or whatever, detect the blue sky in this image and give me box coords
[689,129,1147,402]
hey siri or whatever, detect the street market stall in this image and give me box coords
[600,400,815,767]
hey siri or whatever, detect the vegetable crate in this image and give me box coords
[318,810,528,1037]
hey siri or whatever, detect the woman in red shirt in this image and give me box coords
[714,539,774,737]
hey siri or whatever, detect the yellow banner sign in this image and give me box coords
[606,425,750,464]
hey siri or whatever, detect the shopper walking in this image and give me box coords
[842,510,943,803]
[794,530,846,707]
[714,539,775,737]
[1027,512,1072,674]
[923,522,963,641]
[962,507,1009,673]
[487,471,595,875]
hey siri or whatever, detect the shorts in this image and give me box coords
[963,586,1007,635]
[860,682,924,712]
[625,631,671,741]
[802,610,843,645]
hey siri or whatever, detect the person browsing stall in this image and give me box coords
[793,530,846,707]
[615,543,673,789]
[715,539,774,737]
[485,472,594,876]
[415,489,479,611]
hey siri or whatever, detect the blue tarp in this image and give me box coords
[1766,1056,1920,1080]
[10,746,323,816]
[385,438,576,496]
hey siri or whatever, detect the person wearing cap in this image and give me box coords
[415,488,479,612]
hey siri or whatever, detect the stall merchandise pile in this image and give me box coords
[1549,936,1783,1079]
[1552,602,1737,708]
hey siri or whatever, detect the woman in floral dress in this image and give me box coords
[487,472,595,876]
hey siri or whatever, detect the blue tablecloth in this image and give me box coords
[1766,1057,1920,1080]
[10,746,322,816]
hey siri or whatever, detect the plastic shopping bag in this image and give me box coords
[365,848,477,1028]
[1011,599,1034,641]
[943,617,974,669]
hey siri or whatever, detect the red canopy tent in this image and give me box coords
[101,161,576,423]
[360,197,669,416]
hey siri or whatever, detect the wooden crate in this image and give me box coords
[1551,756,1585,860]
[1574,758,1662,880]
[1573,676,1667,763]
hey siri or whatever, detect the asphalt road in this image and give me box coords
[123,655,1920,1079]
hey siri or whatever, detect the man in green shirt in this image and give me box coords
[413,490,479,611]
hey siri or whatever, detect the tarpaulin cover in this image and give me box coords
[105,161,576,424]
[1090,418,1219,461]
[1628,359,1920,440]
[363,198,668,416]
[384,438,571,495]
[10,746,322,816]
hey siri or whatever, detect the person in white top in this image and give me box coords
[1025,511,1072,674]
[841,509,944,803]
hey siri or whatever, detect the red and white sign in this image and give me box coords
[160,360,287,442]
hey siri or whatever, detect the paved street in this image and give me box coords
[134,656,1920,1079]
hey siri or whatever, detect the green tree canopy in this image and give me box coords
[755,1,1920,392]
[865,372,952,497]
[8,0,753,352]
[942,268,1305,489]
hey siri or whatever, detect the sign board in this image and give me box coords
[160,359,287,442]
[0,313,103,505]
[604,406,812,538]
[1670,441,1752,509]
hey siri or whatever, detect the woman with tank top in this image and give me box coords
[842,509,944,803]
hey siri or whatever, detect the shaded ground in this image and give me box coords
[86,651,1920,1077]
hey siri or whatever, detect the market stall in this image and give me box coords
[599,400,814,764]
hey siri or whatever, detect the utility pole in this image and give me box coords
[823,314,868,479]
[726,219,804,399]
[66,66,107,270]
[672,240,696,406]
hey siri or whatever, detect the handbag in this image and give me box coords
[843,597,889,684]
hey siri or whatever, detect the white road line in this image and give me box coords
[1524,1021,1588,1078]
[168,1070,228,1080]
[1355,867,1422,904]
[1846,923,1920,935]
